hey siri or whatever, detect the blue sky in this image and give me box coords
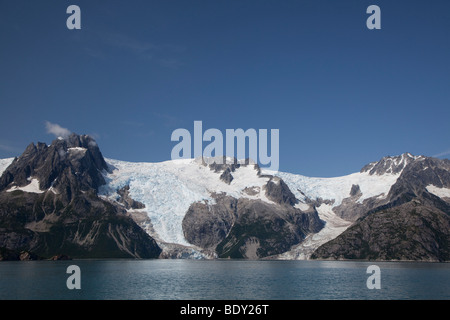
[0,0,449,177]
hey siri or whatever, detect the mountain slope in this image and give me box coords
[0,134,161,259]
[311,197,450,261]
[1,135,449,261]
[100,158,324,259]
[307,155,450,261]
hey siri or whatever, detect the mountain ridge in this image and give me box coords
[0,134,449,261]
[0,134,161,259]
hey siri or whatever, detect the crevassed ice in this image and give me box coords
[102,159,210,245]
[101,158,402,246]
[102,158,274,245]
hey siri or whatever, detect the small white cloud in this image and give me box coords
[45,121,71,139]
[432,149,450,158]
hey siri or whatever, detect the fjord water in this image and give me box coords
[0,260,448,300]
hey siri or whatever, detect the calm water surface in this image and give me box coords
[0,260,448,300]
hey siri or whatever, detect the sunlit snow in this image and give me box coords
[426,185,450,199]
[273,170,400,207]
[0,158,14,176]
[101,158,273,245]
[6,178,45,194]
[100,157,402,250]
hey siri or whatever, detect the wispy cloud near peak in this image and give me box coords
[45,121,71,139]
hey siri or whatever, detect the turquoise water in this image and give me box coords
[0,260,448,300]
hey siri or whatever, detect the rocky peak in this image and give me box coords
[387,156,450,203]
[0,133,109,204]
[360,153,425,176]
[199,156,262,184]
[264,176,298,207]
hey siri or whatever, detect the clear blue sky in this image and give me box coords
[1,0,449,177]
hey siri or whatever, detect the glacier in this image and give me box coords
[0,154,405,259]
[98,157,403,259]
[100,158,274,246]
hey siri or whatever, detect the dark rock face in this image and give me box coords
[360,153,415,175]
[216,199,323,259]
[219,168,234,184]
[183,193,238,250]
[311,198,450,261]
[0,133,109,205]
[349,184,361,197]
[332,155,450,222]
[0,134,161,259]
[116,185,145,210]
[204,157,262,185]
[387,157,450,204]
[312,155,450,261]
[264,177,298,206]
[205,157,240,184]
[0,247,42,261]
[182,159,324,259]
[183,191,324,259]
[0,181,161,259]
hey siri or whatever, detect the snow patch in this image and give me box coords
[68,147,87,153]
[273,170,400,207]
[277,204,352,260]
[294,202,310,211]
[0,158,14,176]
[7,178,45,194]
[426,185,450,199]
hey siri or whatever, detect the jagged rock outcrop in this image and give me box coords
[330,154,450,222]
[311,197,450,261]
[183,189,323,259]
[0,134,161,259]
[215,198,323,259]
[311,154,450,261]
[2,139,449,262]
[116,185,145,210]
[0,133,108,204]
[386,156,450,205]
[220,168,234,184]
[264,176,297,206]
[183,193,238,250]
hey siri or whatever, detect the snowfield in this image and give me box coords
[274,170,401,208]
[276,204,352,259]
[100,158,273,245]
[426,185,450,199]
[6,178,45,194]
[268,169,401,259]
[99,157,403,258]
[0,158,14,176]
[0,154,407,259]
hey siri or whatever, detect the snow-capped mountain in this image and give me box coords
[0,134,161,260]
[98,152,450,260]
[98,156,395,258]
[101,158,274,246]
[1,134,449,261]
[99,157,323,258]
